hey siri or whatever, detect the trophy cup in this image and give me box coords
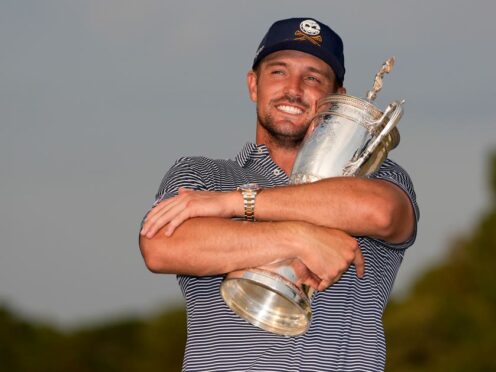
[220,58,405,336]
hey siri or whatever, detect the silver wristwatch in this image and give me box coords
[237,183,262,221]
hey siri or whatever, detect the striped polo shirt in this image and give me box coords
[153,142,419,372]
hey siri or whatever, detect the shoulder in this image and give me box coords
[371,158,418,209]
[370,158,420,249]
[155,155,242,200]
[370,159,416,197]
[373,158,411,179]
[169,155,241,178]
[154,156,213,200]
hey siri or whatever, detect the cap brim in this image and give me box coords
[252,40,344,84]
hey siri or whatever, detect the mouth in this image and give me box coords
[276,104,305,115]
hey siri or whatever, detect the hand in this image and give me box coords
[140,188,241,238]
[293,222,364,291]
[258,258,322,291]
[289,258,322,290]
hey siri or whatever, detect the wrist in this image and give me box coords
[278,220,308,260]
[237,183,262,221]
[229,190,245,217]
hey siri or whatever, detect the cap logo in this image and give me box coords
[295,19,322,46]
[300,20,320,36]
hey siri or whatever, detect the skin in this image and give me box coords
[139,50,415,291]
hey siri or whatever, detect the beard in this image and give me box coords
[257,94,312,149]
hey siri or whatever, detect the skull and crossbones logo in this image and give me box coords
[294,19,323,46]
[299,20,321,36]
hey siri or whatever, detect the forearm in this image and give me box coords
[139,217,300,276]
[253,177,414,243]
[142,177,414,245]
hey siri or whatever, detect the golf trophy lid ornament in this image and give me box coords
[220,57,405,336]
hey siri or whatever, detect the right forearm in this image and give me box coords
[139,217,300,276]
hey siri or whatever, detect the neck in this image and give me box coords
[267,145,299,175]
[256,128,300,176]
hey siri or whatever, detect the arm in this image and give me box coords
[142,176,415,244]
[254,176,415,243]
[139,217,361,291]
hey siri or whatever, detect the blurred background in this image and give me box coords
[1,0,494,371]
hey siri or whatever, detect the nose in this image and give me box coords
[284,74,303,99]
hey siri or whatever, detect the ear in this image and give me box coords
[247,70,258,102]
[337,86,347,95]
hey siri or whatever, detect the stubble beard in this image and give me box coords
[257,96,312,150]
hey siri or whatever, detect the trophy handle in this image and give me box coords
[342,100,404,176]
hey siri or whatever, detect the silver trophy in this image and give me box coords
[220,58,405,336]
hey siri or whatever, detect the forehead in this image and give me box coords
[260,50,335,78]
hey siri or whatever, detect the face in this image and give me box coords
[247,50,344,149]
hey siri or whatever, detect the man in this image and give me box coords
[140,18,419,372]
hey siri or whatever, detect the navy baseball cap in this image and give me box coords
[252,18,345,84]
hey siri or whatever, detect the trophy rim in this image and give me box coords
[317,93,383,119]
[311,93,401,151]
[317,93,384,119]
[220,269,312,336]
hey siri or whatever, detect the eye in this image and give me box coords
[306,75,321,84]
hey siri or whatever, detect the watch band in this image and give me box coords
[237,183,261,221]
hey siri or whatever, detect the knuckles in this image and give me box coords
[343,237,359,261]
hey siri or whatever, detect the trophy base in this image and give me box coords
[220,268,311,336]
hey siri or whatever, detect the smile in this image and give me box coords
[276,105,304,115]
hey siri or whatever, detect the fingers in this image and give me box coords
[317,280,331,292]
[163,208,191,236]
[354,248,365,278]
[316,248,364,291]
[142,188,229,238]
[310,237,364,291]
[302,276,320,291]
[143,198,189,238]
[316,272,343,292]
[294,260,321,290]
[141,193,190,238]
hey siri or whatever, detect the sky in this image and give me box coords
[1,0,495,328]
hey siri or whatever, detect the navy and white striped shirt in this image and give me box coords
[153,142,419,372]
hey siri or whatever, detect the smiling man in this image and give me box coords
[140,18,419,372]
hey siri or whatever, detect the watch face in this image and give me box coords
[240,183,261,191]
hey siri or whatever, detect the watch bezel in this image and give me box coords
[238,183,261,192]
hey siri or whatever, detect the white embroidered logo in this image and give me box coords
[300,19,320,36]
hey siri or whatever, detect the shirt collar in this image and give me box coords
[235,142,270,167]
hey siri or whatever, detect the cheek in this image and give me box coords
[257,87,277,107]
[309,90,330,106]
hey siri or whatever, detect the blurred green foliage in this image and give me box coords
[1,151,495,371]
[384,151,496,371]
[0,307,186,372]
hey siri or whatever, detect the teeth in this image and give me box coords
[277,105,303,115]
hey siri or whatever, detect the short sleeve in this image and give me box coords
[154,157,208,204]
[368,158,420,250]
[140,157,208,229]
